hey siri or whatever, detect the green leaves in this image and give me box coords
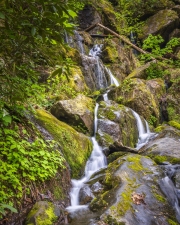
[0,124,65,213]
[0,203,18,216]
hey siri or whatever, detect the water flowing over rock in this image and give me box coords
[97,101,138,149]
[111,78,160,125]
[50,94,95,135]
[139,125,180,164]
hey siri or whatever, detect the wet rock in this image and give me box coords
[139,126,180,164]
[111,78,160,125]
[26,201,58,225]
[97,100,138,148]
[79,186,94,205]
[89,154,178,225]
[91,182,104,194]
[81,54,109,91]
[139,9,179,41]
[50,94,95,135]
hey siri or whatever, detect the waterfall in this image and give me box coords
[131,110,152,149]
[67,103,107,210]
[105,67,119,87]
[74,30,85,54]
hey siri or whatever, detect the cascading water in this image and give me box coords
[131,110,152,149]
[159,164,180,223]
[67,103,107,210]
[105,67,119,87]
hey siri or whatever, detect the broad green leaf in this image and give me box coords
[0,204,18,213]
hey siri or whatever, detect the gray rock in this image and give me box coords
[89,154,178,225]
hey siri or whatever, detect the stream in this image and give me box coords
[66,40,154,224]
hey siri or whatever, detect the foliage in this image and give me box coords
[140,34,180,62]
[0,0,84,113]
[0,119,65,217]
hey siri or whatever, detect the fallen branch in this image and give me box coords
[96,23,147,54]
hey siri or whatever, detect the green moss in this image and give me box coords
[168,121,180,130]
[36,205,57,225]
[149,154,180,165]
[127,155,149,172]
[35,109,93,178]
[153,193,166,203]
[154,125,165,133]
[26,202,57,225]
[117,188,133,216]
[153,155,167,164]
[168,219,179,225]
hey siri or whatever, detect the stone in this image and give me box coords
[110,78,160,126]
[89,154,178,225]
[79,186,94,205]
[139,125,180,164]
[50,94,95,135]
[26,201,58,225]
[97,100,138,148]
[35,109,93,178]
[139,9,180,41]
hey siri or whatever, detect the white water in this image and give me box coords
[67,103,107,210]
[131,110,152,149]
[74,30,85,54]
[105,67,119,87]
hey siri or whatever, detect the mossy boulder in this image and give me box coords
[50,94,95,135]
[111,78,160,126]
[68,67,90,93]
[102,38,138,82]
[97,100,138,148]
[26,201,58,225]
[139,125,180,164]
[35,109,93,178]
[139,9,179,41]
[89,154,177,225]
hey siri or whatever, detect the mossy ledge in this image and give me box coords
[35,109,93,178]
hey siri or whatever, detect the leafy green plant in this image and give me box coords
[0,120,65,216]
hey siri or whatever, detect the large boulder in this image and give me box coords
[50,94,95,135]
[139,9,179,41]
[89,154,178,225]
[110,78,160,126]
[97,100,138,149]
[35,109,93,178]
[139,125,180,164]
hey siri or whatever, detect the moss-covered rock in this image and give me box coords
[35,109,93,178]
[139,125,180,164]
[111,78,160,126]
[89,154,177,225]
[102,38,138,82]
[50,94,95,135]
[26,201,58,225]
[139,9,179,41]
[97,100,138,148]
